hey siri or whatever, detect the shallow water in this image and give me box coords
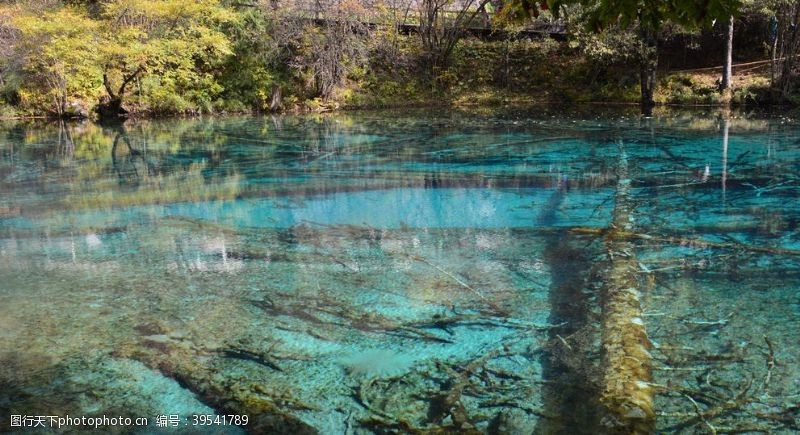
[1,109,799,433]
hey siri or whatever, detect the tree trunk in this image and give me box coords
[638,27,658,114]
[97,97,127,121]
[98,69,143,120]
[770,16,778,90]
[598,145,655,434]
[777,3,800,100]
[269,85,282,112]
[721,16,734,96]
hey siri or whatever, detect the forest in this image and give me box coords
[0,0,799,119]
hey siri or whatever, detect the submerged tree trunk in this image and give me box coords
[598,145,655,433]
[119,340,318,434]
[535,179,601,433]
[722,116,729,198]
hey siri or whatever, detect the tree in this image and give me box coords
[767,0,800,100]
[9,7,103,117]
[369,0,415,72]
[0,6,19,104]
[417,0,492,85]
[293,0,369,101]
[506,0,742,110]
[722,0,785,99]
[572,0,741,110]
[97,0,234,117]
[215,4,282,112]
[720,15,733,94]
[250,0,372,105]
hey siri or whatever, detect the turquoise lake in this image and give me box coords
[0,109,798,433]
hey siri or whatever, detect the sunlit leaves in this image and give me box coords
[11,7,103,116]
[2,1,235,116]
[99,0,234,113]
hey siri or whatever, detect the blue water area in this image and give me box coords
[0,109,798,433]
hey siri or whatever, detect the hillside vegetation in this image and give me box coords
[0,0,796,119]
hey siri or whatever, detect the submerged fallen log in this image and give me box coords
[598,147,655,433]
[249,293,454,343]
[117,339,317,434]
[570,227,800,257]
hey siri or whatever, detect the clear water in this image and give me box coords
[1,109,798,433]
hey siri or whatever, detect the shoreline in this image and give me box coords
[0,98,794,124]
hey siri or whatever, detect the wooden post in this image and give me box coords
[598,145,655,433]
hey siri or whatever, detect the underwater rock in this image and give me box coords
[135,321,168,336]
[168,330,188,340]
[143,334,171,344]
[85,233,102,249]
[338,349,416,378]
[487,409,535,435]
[64,100,89,118]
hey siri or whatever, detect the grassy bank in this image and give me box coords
[333,37,774,113]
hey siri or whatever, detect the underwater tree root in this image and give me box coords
[660,378,757,433]
[762,335,776,393]
[357,345,537,434]
[660,384,800,433]
[357,377,483,435]
[648,309,799,432]
[356,377,446,434]
[428,348,504,430]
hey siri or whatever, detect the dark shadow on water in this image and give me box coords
[534,181,602,434]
